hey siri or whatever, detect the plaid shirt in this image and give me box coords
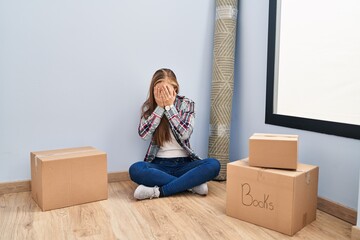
[138,95,201,162]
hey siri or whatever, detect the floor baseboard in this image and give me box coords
[108,171,130,183]
[317,196,357,225]
[1,176,357,226]
[0,180,30,195]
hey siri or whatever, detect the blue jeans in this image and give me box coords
[129,157,220,197]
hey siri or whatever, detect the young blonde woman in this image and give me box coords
[129,68,220,200]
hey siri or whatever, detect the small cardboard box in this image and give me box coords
[226,159,318,236]
[31,146,108,211]
[249,133,298,169]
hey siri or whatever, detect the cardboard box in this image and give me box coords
[249,133,298,169]
[226,159,318,236]
[31,146,108,211]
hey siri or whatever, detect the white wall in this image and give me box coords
[230,0,360,210]
[0,0,215,182]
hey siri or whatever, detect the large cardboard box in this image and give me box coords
[31,146,108,211]
[249,133,298,169]
[226,159,318,236]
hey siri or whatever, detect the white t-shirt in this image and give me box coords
[156,130,188,158]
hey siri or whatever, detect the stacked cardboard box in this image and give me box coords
[249,133,298,169]
[31,146,108,211]
[226,133,319,236]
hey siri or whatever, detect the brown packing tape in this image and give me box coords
[34,156,38,175]
[34,149,100,159]
[302,213,308,228]
[306,172,311,185]
[255,166,312,182]
[256,168,266,182]
[293,169,312,185]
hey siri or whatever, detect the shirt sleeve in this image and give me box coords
[164,99,195,141]
[138,106,165,140]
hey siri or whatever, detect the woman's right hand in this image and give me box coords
[154,85,164,107]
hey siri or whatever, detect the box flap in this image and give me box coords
[229,159,313,177]
[31,146,106,161]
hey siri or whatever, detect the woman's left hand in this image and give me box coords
[160,84,176,107]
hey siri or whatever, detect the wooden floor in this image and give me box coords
[0,181,352,240]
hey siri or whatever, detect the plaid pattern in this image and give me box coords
[138,95,201,162]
